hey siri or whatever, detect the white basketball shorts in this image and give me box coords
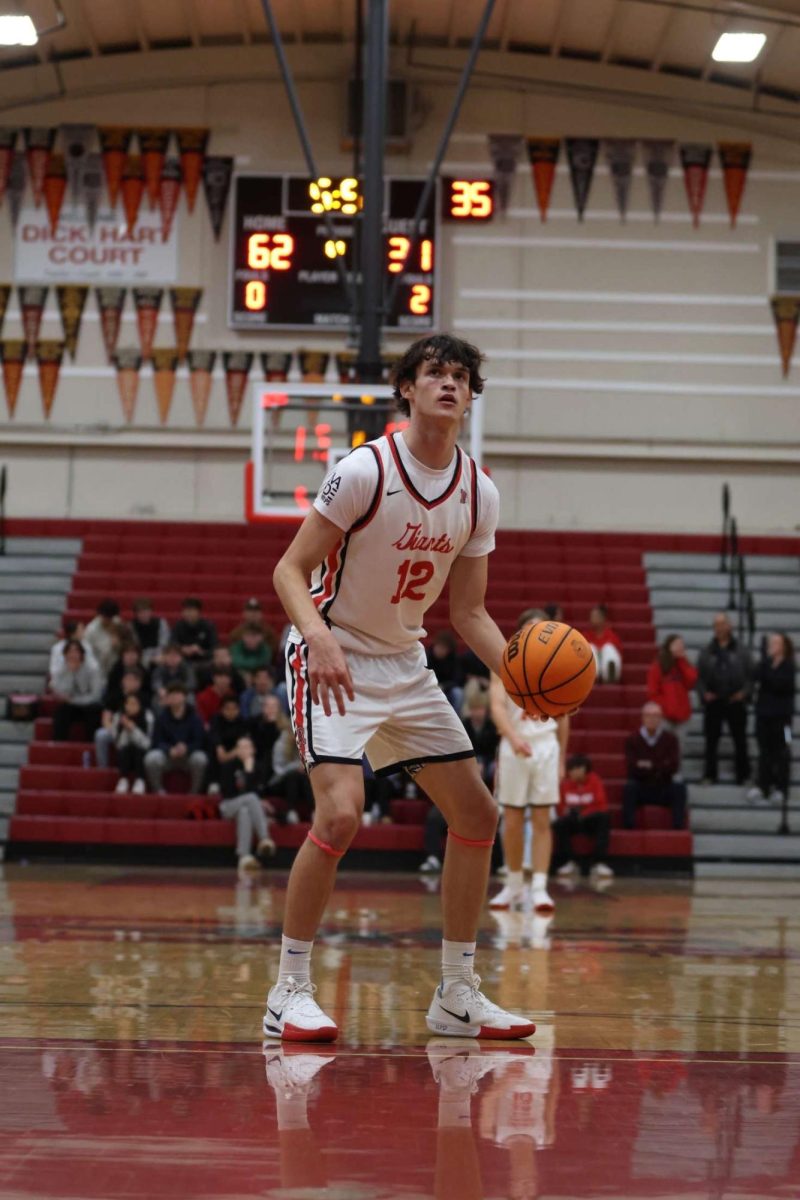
[285,640,475,776]
[495,735,560,809]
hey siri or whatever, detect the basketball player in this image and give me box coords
[489,609,569,913]
[263,333,537,1043]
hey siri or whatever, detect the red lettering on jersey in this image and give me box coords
[392,523,454,554]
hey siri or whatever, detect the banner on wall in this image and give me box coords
[0,285,10,338]
[35,338,64,418]
[56,284,89,360]
[0,339,25,417]
[96,287,126,359]
[565,138,598,221]
[298,349,330,381]
[159,158,182,242]
[177,127,209,214]
[121,156,145,237]
[151,347,179,424]
[43,155,66,236]
[188,348,216,427]
[526,137,560,222]
[202,156,233,241]
[15,206,178,283]
[133,286,163,360]
[24,127,55,207]
[223,350,253,426]
[170,286,202,360]
[7,152,26,228]
[82,153,104,232]
[679,143,712,227]
[770,296,800,377]
[112,347,142,423]
[139,128,171,211]
[60,123,96,207]
[487,133,523,215]
[718,142,751,228]
[98,127,132,208]
[18,285,48,358]
[642,139,674,222]
[0,129,17,209]
[605,139,636,222]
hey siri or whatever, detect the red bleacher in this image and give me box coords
[6,518,696,864]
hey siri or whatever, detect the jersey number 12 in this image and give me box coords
[390,559,434,605]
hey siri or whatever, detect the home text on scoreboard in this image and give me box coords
[230,174,437,331]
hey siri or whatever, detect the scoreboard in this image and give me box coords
[229,174,438,331]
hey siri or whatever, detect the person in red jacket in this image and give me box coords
[552,754,612,879]
[586,605,623,682]
[647,634,698,756]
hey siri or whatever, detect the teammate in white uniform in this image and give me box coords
[263,334,539,1043]
[489,609,569,913]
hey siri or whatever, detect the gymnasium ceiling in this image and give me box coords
[2,0,800,112]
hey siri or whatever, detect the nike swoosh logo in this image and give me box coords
[387,488,403,496]
[287,949,305,954]
[440,1005,472,1024]
[267,1006,283,1021]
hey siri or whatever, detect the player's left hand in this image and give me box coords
[306,627,355,717]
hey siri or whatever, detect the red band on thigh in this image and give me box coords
[448,829,495,848]
[307,830,346,859]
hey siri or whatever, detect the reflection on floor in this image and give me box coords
[1,864,799,1197]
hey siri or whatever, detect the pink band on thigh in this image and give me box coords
[448,829,495,848]
[307,830,346,859]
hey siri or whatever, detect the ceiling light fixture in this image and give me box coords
[711,31,767,63]
[0,14,38,45]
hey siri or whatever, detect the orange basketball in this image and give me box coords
[500,620,596,719]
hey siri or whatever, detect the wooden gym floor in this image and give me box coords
[0,863,798,1197]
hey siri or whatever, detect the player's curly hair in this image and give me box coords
[390,334,486,416]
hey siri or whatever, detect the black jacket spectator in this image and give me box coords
[755,656,796,721]
[172,600,217,664]
[697,635,751,701]
[463,713,499,763]
[151,705,206,757]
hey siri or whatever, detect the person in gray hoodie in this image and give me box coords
[697,613,752,784]
[51,639,104,741]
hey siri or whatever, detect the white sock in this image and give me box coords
[278,935,313,985]
[506,869,523,892]
[441,939,476,985]
[532,872,548,892]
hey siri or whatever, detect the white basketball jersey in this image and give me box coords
[296,433,498,656]
[503,693,558,741]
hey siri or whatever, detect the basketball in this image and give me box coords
[500,620,596,718]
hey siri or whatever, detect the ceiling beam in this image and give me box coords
[498,0,514,51]
[75,0,100,56]
[649,5,678,71]
[550,0,572,57]
[182,0,201,48]
[601,0,625,63]
[129,0,151,53]
[236,0,253,45]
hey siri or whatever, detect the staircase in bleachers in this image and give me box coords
[6,519,696,867]
[646,550,800,869]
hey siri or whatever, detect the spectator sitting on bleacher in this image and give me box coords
[461,678,499,786]
[50,640,104,742]
[130,597,171,669]
[697,613,752,786]
[208,693,250,795]
[150,642,192,708]
[197,645,246,695]
[459,647,490,686]
[586,605,623,683]
[85,598,127,680]
[217,735,276,874]
[268,720,314,824]
[49,619,100,678]
[622,702,687,830]
[112,694,154,795]
[229,598,277,656]
[144,682,208,794]
[104,644,151,710]
[647,634,698,755]
[553,754,612,879]
[239,665,277,719]
[171,597,217,684]
[544,602,564,622]
[427,630,465,713]
[230,627,272,686]
[195,667,235,726]
[249,693,284,782]
[94,667,147,768]
[748,632,796,806]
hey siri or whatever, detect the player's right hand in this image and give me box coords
[306,628,355,717]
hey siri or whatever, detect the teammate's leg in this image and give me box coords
[417,757,535,1040]
[489,806,525,909]
[265,763,364,1043]
[530,806,554,911]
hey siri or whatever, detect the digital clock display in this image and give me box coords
[441,177,495,221]
[230,174,437,330]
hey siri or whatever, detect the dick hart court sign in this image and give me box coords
[13,206,178,284]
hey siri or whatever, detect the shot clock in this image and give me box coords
[229,174,437,331]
